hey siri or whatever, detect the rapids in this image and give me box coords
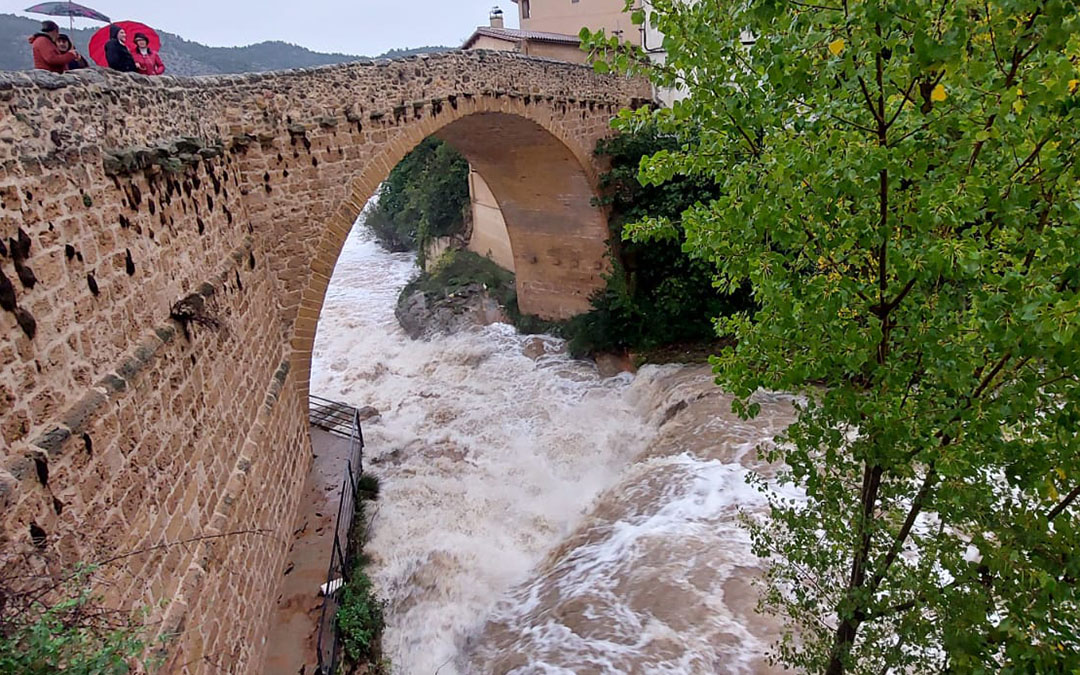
[311,227,795,674]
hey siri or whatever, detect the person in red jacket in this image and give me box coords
[28,20,80,73]
[132,33,165,76]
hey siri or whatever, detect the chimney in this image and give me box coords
[489,6,505,28]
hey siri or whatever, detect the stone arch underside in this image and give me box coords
[0,52,651,675]
[438,112,609,317]
[465,167,516,272]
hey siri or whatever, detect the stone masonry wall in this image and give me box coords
[0,51,650,673]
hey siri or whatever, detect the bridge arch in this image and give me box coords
[0,52,650,673]
[293,98,614,389]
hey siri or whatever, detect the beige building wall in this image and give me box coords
[517,0,642,45]
[467,169,516,272]
[641,0,688,105]
[522,40,589,63]
[469,34,519,51]
[464,35,585,63]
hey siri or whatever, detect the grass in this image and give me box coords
[397,249,568,338]
[336,473,389,673]
[398,249,513,305]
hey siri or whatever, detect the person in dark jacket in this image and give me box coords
[104,24,137,72]
[132,33,165,75]
[28,20,80,73]
[57,35,89,70]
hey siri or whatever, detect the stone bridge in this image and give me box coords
[0,51,650,672]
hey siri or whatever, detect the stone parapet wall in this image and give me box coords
[0,51,649,673]
[0,51,648,154]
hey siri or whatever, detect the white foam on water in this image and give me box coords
[462,438,789,674]
[312,226,796,674]
[311,227,662,674]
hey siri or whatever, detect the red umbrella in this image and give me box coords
[88,21,161,69]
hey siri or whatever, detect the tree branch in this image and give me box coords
[868,462,940,594]
[857,76,886,128]
[972,351,1012,399]
[885,78,918,130]
[968,7,1044,170]
[1047,484,1080,522]
[791,0,845,10]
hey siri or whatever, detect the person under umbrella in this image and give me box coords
[104,24,136,72]
[25,1,111,34]
[57,34,89,70]
[28,19,80,73]
[132,32,164,75]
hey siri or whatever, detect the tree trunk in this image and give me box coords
[826,461,882,674]
[825,618,861,675]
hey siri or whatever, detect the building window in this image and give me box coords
[521,0,530,18]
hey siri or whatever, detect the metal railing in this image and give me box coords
[310,394,362,441]
[311,395,366,675]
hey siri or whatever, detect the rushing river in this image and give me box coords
[310,227,797,674]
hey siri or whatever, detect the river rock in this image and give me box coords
[356,406,380,422]
[595,352,636,378]
[395,290,431,339]
[522,336,567,360]
[395,283,508,339]
[522,337,547,359]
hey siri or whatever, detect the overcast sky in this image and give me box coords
[16,1,520,56]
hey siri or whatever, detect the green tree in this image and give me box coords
[364,137,470,263]
[566,126,754,356]
[586,1,1080,672]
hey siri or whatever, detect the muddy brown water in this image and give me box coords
[460,367,798,674]
[290,228,801,674]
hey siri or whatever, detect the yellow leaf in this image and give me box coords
[1069,79,1078,94]
[1013,99,1025,114]
[1056,467,1067,481]
[931,84,947,102]
[828,39,845,56]
[1016,87,1024,97]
